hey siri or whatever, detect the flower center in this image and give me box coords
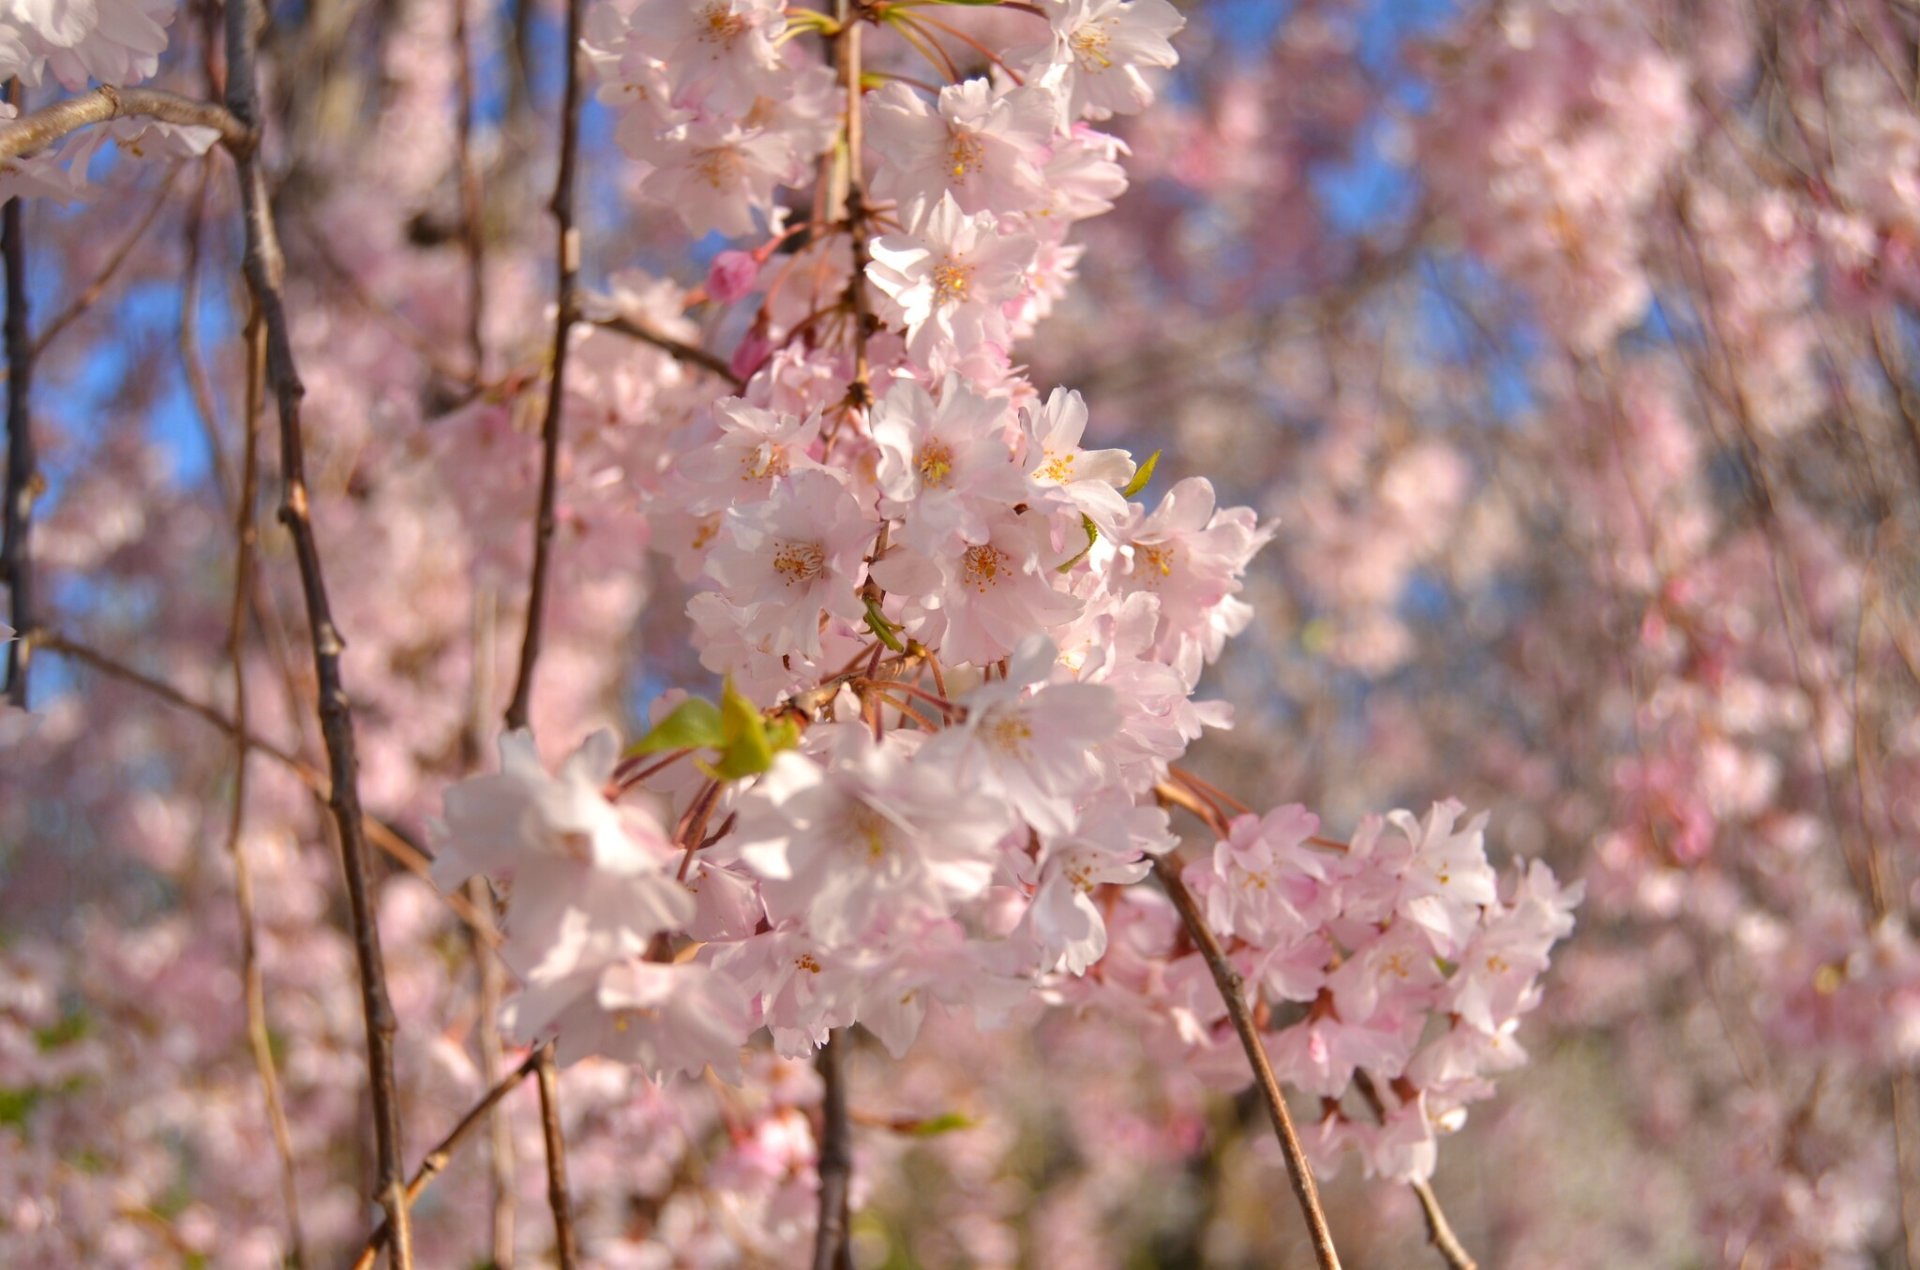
[916,439,955,489]
[1039,449,1075,483]
[700,3,749,45]
[982,707,1032,757]
[1138,543,1175,580]
[947,129,986,180]
[695,146,745,191]
[741,442,789,482]
[932,258,974,303]
[850,803,892,862]
[961,543,1010,592]
[772,540,827,585]
[1070,21,1115,70]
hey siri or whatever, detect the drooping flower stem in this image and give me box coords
[501,0,592,1256]
[1150,854,1343,1270]
[223,0,413,1260]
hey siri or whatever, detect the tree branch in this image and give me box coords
[228,316,307,1267]
[227,3,410,1255]
[1352,1071,1477,1270]
[0,85,250,161]
[1149,851,1343,1270]
[33,627,500,944]
[3,77,33,708]
[499,0,590,1256]
[351,1052,543,1270]
[812,1029,855,1270]
[587,313,742,389]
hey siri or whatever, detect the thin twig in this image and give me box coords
[812,1029,854,1270]
[467,878,516,1265]
[1352,1071,1476,1270]
[351,1052,543,1270]
[28,165,181,357]
[1149,854,1343,1270]
[535,1048,580,1268]
[228,316,306,1266]
[587,313,742,389]
[0,84,250,160]
[31,628,500,942]
[3,76,33,708]
[453,0,486,382]
[499,0,590,1256]
[226,0,410,1251]
[179,160,233,506]
[462,597,518,1266]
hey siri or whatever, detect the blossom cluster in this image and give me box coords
[424,0,1579,1199]
[1104,801,1582,1182]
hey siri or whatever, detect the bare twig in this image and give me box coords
[536,1049,580,1267]
[228,317,306,1266]
[1149,853,1343,1270]
[0,85,250,160]
[3,77,32,708]
[1353,1071,1476,1270]
[499,0,590,1257]
[225,0,410,1253]
[467,879,516,1266]
[812,1029,855,1270]
[351,1052,543,1270]
[28,165,181,356]
[586,312,742,389]
[453,0,486,383]
[31,628,499,943]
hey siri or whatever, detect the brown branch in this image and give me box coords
[453,0,486,383]
[3,77,32,708]
[1149,853,1343,1270]
[1352,1071,1476,1270]
[33,627,500,943]
[467,879,517,1266]
[352,1051,543,1270]
[835,1,873,412]
[535,1046,580,1268]
[498,0,590,1258]
[179,160,234,505]
[224,0,411,1256]
[587,313,742,389]
[0,85,250,161]
[228,317,306,1266]
[812,1029,855,1270]
[28,164,181,356]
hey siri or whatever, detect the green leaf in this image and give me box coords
[1120,448,1161,498]
[625,698,725,757]
[1057,514,1101,573]
[906,1112,976,1137]
[704,677,799,781]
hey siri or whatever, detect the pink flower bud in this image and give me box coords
[707,250,761,305]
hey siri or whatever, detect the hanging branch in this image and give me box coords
[227,318,307,1266]
[499,0,589,1257]
[1149,852,1344,1270]
[0,85,249,160]
[1351,1071,1477,1270]
[812,1030,855,1270]
[26,163,181,358]
[586,312,742,388]
[34,628,501,941]
[351,1052,543,1270]
[221,0,411,1261]
[448,2,517,1259]
[3,77,34,708]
